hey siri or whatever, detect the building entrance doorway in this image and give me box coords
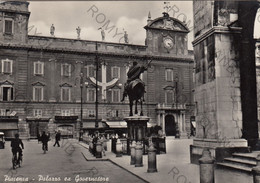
[165,115,176,136]
[28,121,48,138]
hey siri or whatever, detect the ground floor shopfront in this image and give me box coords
[0,116,19,139]
[0,102,194,139]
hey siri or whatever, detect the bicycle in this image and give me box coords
[12,151,22,169]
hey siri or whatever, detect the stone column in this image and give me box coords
[157,113,161,126]
[179,113,182,133]
[162,113,165,135]
[190,1,250,164]
[182,113,186,132]
[180,112,187,138]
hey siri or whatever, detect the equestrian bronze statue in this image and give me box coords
[121,59,152,116]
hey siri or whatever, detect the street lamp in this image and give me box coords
[175,74,179,104]
[79,72,83,141]
[95,42,99,129]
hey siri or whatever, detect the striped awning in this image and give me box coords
[105,121,127,128]
[0,122,18,130]
[83,122,104,129]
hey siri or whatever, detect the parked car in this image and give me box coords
[0,132,5,149]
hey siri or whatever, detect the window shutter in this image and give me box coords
[5,20,12,34]
[10,87,13,100]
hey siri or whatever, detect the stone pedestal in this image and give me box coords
[135,141,143,167]
[190,1,256,164]
[190,138,248,164]
[124,115,150,142]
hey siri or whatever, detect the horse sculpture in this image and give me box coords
[126,79,145,116]
[121,59,152,116]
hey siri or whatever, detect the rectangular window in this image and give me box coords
[34,109,42,117]
[87,65,96,77]
[87,88,96,102]
[34,62,44,75]
[112,89,120,103]
[111,110,119,117]
[33,87,43,101]
[61,64,71,77]
[2,59,13,74]
[1,86,13,101]
[0,109,6,116]
[4,19,13,34]
[88,110,95,117]
[61,110,70,116]
[61,87,71,102]
[112,66,120,78]
[165,69,173,81]
[165,90,174,104]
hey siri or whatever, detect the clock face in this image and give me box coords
[163,37,174,49]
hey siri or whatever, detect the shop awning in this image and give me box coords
[147,122,154,128]
[26,117,50,122]
[0,122,18,130]
[105,121,127,128]
[83,122,104,129]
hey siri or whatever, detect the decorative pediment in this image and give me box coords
[59,83,72,87]
[32,82,45,86]
[164,86,175,90]
[144,14,189,33]
[1,80,14,85]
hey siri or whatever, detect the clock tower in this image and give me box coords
[144,12,189,56]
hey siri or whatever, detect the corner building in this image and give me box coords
[0,1,194,139]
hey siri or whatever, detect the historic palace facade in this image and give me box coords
[0,1,194,139]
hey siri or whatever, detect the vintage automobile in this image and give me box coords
[0,132,5,149]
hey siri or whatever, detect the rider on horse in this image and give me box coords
[121,61,150,102]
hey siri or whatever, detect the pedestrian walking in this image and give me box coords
[53,131,61,147]
[41,131,49,152]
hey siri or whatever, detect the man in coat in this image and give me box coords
[41,131,50,151]
[53,131,61,147]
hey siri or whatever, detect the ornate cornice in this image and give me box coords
[192,26,242,46]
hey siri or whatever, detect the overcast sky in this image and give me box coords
[27,1,260,50]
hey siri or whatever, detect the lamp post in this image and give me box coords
[79,72,83,141]
[175,74,179,104]
[95,42,99,129]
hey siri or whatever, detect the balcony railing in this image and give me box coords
[156,103,186,110]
